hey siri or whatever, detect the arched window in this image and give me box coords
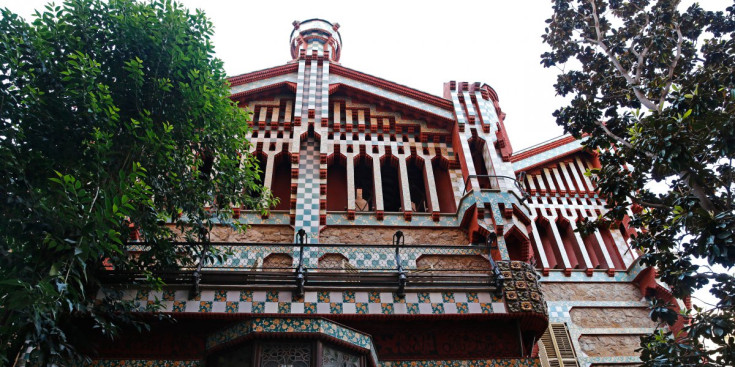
[271,152,292,211]
[406,155,429,212]
[468,136,492,189]
[245,150,268,209]
[353,154,374,211]
[327,153,348,211]
[432,156,456,213]
[380,155,401,212]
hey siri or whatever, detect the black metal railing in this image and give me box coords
[461,174,530,202]
[103,231,506,300]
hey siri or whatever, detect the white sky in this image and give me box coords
[7,0,572,151]
[6,0,731,150]
[6,0,730,309]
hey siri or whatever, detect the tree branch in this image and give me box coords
[593,119,655,159]
[658,25,684,108]
[633,12,652,86]
[587,0,659,111]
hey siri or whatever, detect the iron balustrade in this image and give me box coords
[461,173,530,201]
[103,231,506,300]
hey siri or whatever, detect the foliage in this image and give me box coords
[0,0,274,365]
[542,0,734,365]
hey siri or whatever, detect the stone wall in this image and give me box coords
[540,282,642,302]
[319,227,469,245]
[570,307,655,329]
[578,335,642,357]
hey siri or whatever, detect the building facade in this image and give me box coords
[90,19,684,367]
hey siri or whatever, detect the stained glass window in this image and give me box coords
[260,342,311,367]
[322,345,360,367]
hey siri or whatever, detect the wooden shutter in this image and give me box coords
[538,323,579,367]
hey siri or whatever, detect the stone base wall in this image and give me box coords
[541,279,652,365]
[320,227,469,245]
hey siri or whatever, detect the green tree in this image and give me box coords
[0,0,274,365]
[542,0,734,365]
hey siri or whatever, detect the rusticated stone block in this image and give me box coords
[570,307,656,329]
[209,225,294,243]
[540,282,642,302]
[319,227,469,245]
[579,335,642,357]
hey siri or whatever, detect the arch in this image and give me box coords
[318,253,351,271]
[505,225,531,262]
[245,150,268,209]
[380,154,401,212]
[406,155,429,212]
[271,151,292,211]
[431,155,456,213]
[353,153,374,211]
[299,128,322,147]
[327,152,348,211]
[252,150,268,187]
[262,253,293,270]
[468,136,493,189]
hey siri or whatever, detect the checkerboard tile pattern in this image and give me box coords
[294,138,321,242]
[201,242,490,271]
[126,289,506,316]
[548,304,570,320]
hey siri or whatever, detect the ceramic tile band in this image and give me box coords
[380,358,540,367]
[124,289,505,316]
[206,317,375,351]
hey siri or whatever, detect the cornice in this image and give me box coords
[227,64,299,87]
[330,64,453,111]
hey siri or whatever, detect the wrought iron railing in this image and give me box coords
[102,231,506,300]
[461,174,529,200]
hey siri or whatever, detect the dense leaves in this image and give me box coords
[543,1,734,366]
[0,0,273,365]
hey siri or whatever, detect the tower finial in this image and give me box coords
[289,19,342,63]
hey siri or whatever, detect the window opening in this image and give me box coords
[431,157,456,213]
[327,154,348,211]
[380,156,401,212]
[271,153,291,211]
[354,155,375,211]
[406,156,428,212]
[469,137,492,189]
[538,323,579,367]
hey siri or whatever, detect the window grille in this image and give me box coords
[260,342,311,367]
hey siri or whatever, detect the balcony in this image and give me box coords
[105,231,506,298]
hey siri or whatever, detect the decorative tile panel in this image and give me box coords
[206,317,377,363]
[497,261,546,315]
